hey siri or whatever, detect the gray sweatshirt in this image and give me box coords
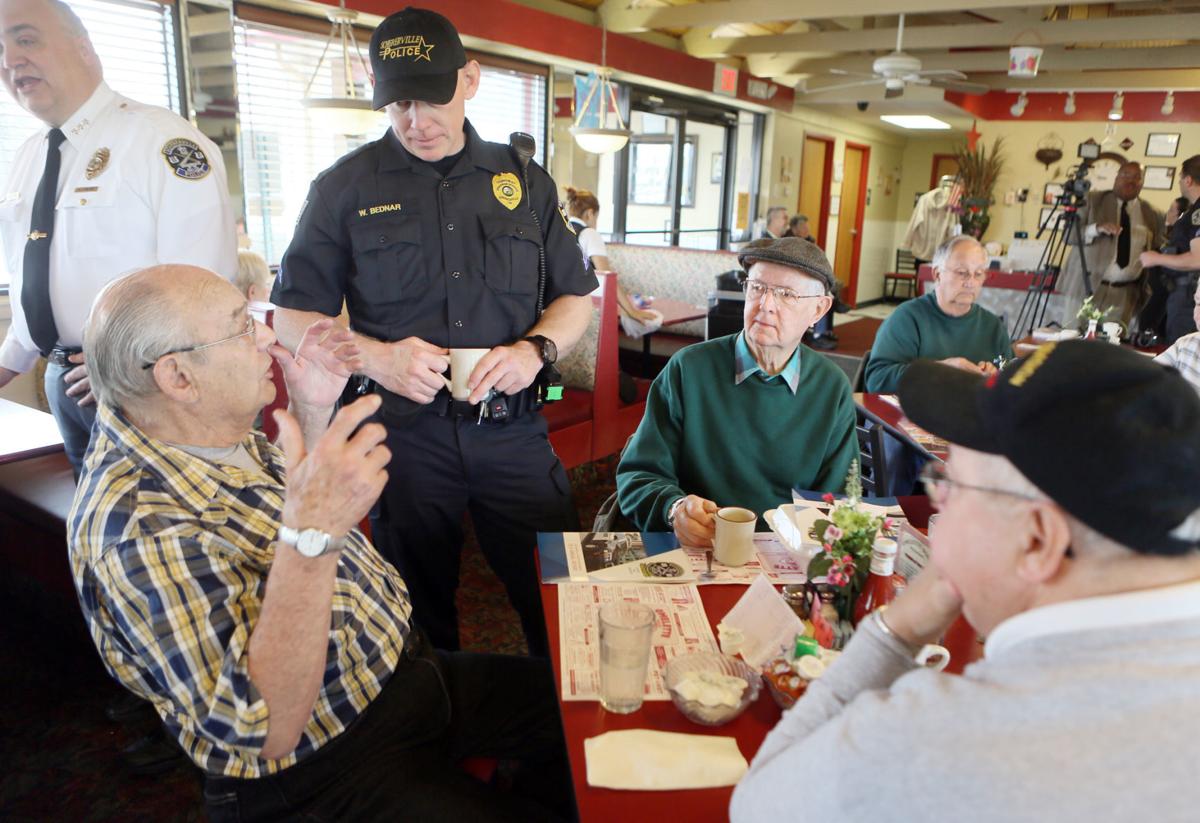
[731,581,1200,822]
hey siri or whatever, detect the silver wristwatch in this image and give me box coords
[667,497,687,526]
[277,525,346,558]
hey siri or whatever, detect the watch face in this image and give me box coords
[296,529,329,558]
[543,337,558,364]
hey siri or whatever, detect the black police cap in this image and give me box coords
[898,340,1200,557]
[369,7,467,109]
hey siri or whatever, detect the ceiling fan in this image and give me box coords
[807,14,988,99]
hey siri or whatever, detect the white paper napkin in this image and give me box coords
[584,730,748,790]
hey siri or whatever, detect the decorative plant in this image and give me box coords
[1077,296,1111,324]
[805,461,896,624]
[953,136,1006,239]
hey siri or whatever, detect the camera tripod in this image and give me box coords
[1011,196,1094,340]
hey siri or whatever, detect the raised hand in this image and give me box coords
[270,318,363,410]
[274,394,389,539]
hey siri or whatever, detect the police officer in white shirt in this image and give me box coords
[0,0,236,473]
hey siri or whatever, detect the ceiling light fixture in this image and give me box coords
[1063,91,1076,116]
[1009,91,1028,117]
[571,27,632,154]
[878,115,952,130]
[1162,91,1175,116]
[301,0,378,136]
[1108,91,1124,121]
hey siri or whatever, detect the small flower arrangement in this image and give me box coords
[1077,296,1110,324]
[805,461,896,623]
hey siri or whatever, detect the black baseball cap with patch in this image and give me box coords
[737,237,836,294]
[898,340,1200,556]
[369,7,467,109]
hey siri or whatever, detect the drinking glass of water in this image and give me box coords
[598,601,655,714]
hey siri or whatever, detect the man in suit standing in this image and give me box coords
[1060,162,1164,330]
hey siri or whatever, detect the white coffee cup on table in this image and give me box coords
[713,507,756,567]
[442,348,490,401]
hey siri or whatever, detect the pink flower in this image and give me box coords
[822,493,835,504]
[882,517,895,532]
[828,572,846,586]
[825,525,844,542]
[822,543,833,554]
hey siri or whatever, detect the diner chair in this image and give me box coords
[883,250,918,301]
[851,348,871,393]
[855,406,890,498]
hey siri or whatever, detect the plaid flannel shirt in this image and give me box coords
[69,405,412,778]
[1157,332,1200,395]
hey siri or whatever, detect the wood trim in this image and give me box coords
[929,154,957,190]
[845,141,871,309]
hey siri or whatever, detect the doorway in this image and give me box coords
[797,135,833,249]
[929,153,960,189]
[833,142,869,306]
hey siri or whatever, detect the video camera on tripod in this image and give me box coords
[1057,141,1101,207]
[1015,142,1100,338]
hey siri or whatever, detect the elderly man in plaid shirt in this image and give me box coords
[68,265,574,822]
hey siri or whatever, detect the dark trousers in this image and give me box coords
[1137,266,1170,338]
[1165,273,1199,344]
[371,411,578,657]
[204,638,576,822]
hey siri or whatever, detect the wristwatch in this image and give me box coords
[522,334,558,365]
[667,497,687,527]
[277,525,346,558]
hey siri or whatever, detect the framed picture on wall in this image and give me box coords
[1143,165,1176,190]
[1145,133,1180,158]
[1043,183,1064,205]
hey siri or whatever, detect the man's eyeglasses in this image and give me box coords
[920,462,1040,507]
[742,278,824,307]
[942,267,989,284]
[141,314,257,370]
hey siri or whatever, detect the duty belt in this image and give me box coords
[46,345,82,366]
[430,386,540,423]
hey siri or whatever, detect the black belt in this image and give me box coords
[46,345,81,366]
[428,386,540,423]
[1099,279,1137,288]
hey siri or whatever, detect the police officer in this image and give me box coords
[0,0,236,474]
[1141,154,1200,344]
[273,7,595,657]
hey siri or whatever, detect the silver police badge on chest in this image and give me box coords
[161,138,212,181]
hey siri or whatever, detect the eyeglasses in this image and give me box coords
[742,278,824,307]
[141,314,257,370]
[920,462,1041,508]
[941,267,989,284]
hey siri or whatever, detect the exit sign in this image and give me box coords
[714,64,738,97]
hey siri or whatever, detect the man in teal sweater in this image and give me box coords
[866,236,1013,393]
[617,237,857,547]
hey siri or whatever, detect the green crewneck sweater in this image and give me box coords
[865,291,1014,393]
[616,335,857,532]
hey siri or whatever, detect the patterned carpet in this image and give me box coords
[0,455,621,821]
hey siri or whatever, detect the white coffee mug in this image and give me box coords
[441,348,490,401]
[1102,322,1121,345]
[915,644,951,671]
[713,506,756,567]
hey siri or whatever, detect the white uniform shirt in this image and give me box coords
[571,218,607,296]
[0,82,236,372]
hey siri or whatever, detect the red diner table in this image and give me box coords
[633,298,708,377]
[541,495,982,822]
[855,391,948,462]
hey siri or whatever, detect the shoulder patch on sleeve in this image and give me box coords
[1191,208,1200,227]
[558,201,576,234]
[160,137,211,181]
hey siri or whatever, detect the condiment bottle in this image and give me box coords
[853,538,901,626]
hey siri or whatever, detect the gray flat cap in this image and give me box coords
[737,237,835,294]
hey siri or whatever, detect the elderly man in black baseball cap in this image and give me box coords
[733,340,1200,820]
[617,236,857,547]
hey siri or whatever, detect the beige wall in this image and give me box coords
[765,107,908,303]
[971,119,1200,249]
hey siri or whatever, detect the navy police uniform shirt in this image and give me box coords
[274,121,597,353]
[1167,199,1200,260]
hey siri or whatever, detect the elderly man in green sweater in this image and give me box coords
[866,235,1013,393]
[616,237,857,547]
